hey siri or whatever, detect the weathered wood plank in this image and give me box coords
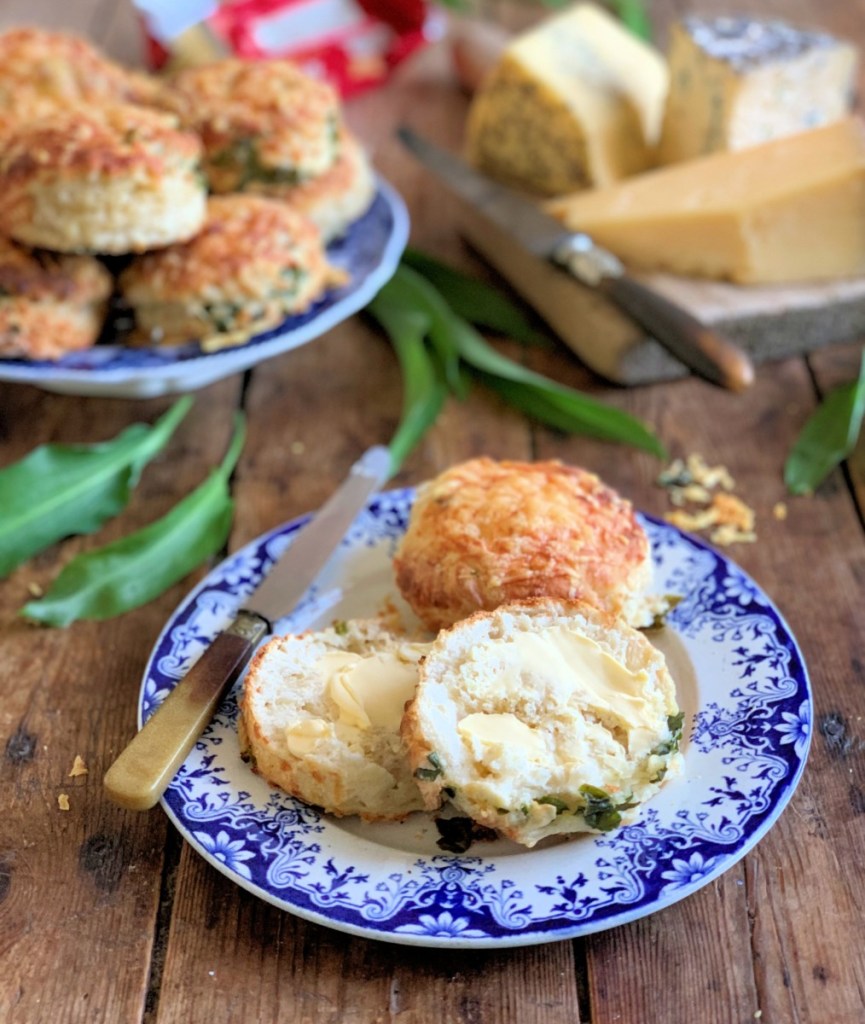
[0,382,242,1024]
[518,337,865,1021]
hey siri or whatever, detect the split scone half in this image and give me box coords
[394,457,661,633]
[239,619,429,821]
[0,104,206,254]
[402,599,684,848]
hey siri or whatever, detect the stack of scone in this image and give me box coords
[0,27,375,361]
[240,458,685,848]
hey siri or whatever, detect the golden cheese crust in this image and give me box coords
[394,457,653,632]
[246,131,376,242]
[0,27,159,110]
[120,194,341,346]
[0,104,206,253]
[159,58,342,193]
[0,238,112,360]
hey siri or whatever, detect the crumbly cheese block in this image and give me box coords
[546,117,865,285]
[465,2,668,197]
[659,16,858,165]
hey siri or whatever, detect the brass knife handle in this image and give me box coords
[599,274,755,392]
[552,235,754,392]
[103,609,270,811]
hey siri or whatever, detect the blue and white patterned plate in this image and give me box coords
[141,488,811,948]
[0,180,407,399]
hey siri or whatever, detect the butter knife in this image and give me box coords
[103,445,392,811]
[398,128,754,392]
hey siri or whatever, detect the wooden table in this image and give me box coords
[2,1,864,1021]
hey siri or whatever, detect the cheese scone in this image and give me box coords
[0,26,159,112]
[239,619,429,821]
[0,104,205,254]
[402,599,684,848]
[159,58,342,194]
[120,195,342,347]
[394,457,658,633]
[247,131,376,243]
[0,237,112,359]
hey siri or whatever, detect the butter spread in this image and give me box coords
[496,627,656,730]
[458,712,547,760]
[285,718,334,756]
[319,644,425,732]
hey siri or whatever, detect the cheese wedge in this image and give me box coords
[659,16,858,166]
[465,2,668,197]
[546,117,865,284]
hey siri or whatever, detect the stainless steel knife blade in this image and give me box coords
[247,445,392,623]
[103,445,392,811]
[398,126,569,259]
[398,127,754,391]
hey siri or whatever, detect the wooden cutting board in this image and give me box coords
[457,197,865,386]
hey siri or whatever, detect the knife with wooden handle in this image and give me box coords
[398,127,754,392]
[103,445,392,812]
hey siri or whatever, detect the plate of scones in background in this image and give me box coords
[0,27,408,398]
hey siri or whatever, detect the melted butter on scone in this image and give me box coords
[497,628,655,730]
[284,718,334,756]
[321,644,427,732]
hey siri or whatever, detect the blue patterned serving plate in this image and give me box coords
[0,180,407,399]
[140,488,811,947]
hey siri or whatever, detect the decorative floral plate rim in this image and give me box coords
[140,487,811,948]
[0,179,407,398]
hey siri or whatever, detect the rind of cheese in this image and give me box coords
[465,2,668,196]
[660,16,858,165]
[546,117,865,284]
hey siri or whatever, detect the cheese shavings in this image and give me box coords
[658,453,756,546]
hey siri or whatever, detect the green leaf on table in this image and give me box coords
[366,290,448,474]
[784,352,865,495]
[443,307,666,458]
[21,413,246,627]
[381,266,471,399]
[609,0,652,40]
[368,261,665,461]
[0,396,193,579]
[402,248,548,346]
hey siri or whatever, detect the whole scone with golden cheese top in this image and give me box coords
[0,26,159,113]
[120,194,342,347]
[247,130,376,242]
[0,104,206,254]
[393,457,657,633]
[239,618,429,821]
[158,58,342,194]
[402,599,684,848]
[0,237,112,360]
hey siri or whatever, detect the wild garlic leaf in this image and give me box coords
[452,322,666,458]
[0,396,192,579]
[21,413,246,627]
[379,267,470,398]
[401,248,548,346]
[784,352,865,495]
[610,0,652,40]
[366,290,447,474]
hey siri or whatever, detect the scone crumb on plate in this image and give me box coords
[57,793,70,811]
[68,755,88,778]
